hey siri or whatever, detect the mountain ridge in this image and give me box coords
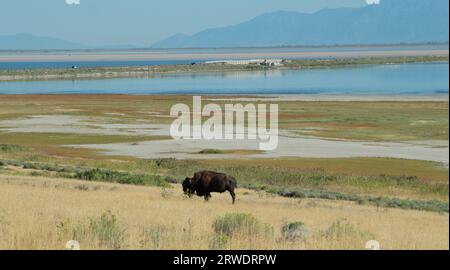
[0,33,87,50]
[152,0,449,48]
[0,34,140,51]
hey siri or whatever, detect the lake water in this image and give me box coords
[1,44,447,69]
[0,60,202,69]
[0,62,448,96]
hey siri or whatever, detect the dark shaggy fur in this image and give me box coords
[183,171,237,204]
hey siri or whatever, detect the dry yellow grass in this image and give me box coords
[0,174,448,250]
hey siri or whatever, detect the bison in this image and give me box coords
[183,171,237,204]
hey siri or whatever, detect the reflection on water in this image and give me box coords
[0,63,448,96]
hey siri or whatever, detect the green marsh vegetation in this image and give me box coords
[0,157,447,213]
[0,95,448,212]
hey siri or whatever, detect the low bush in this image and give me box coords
[199,149,225,154]
[140,225,169,249]
[0,144,23,153]
[57,210,126,249]
[281,221,308,242]
[88,211,125,249]
[210,233,229,250]
[275,188,449,213]
[212,213,273,238]
[74,168,169,187]
[323,219,358,240]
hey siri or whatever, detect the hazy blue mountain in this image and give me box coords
[153,0,449,48]
[0,33,86,50]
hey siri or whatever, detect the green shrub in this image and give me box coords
[154,158,179,168]
[164,176,178,184]
[212,213,272,238]
[140,225,168,249]
[87,211,125,249]
[74,184,90,191]
[276,189,449,213]
[323,219,358,240]
[57,211,126,249]
[30,171,47,177]
[199,149,225,154]
[74,168,169,187]
[281,221,308,242]
[0,144,23,153]
[210,233,230,250]
[322,219,374,241]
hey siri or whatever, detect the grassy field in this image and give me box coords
[0,174,447,250]
[0,156,447,208]
[1,95,448,141]
[0,55,447,82]
[0,95,447,202]
[0,94,448,249]
[277,101,449,141]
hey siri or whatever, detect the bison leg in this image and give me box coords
[204,193,211,202]
[229,190,236,204]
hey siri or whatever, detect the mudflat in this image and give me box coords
[1,47,448,62]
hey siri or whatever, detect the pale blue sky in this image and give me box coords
[0,0,367,47]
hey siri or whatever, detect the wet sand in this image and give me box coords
[75,130,449,164]
[1,114,447,164]
[1,49,448,62]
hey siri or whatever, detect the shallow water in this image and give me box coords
[0,59,201,69]
[1,44,447,69]
[0,62,448,96]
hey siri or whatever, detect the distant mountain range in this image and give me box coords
[0,33,86,50]
[0,34,140,51]
[1,0,448,50]
[152,0,449,48]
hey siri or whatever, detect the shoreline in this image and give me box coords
[205,94,450,102]
[0,54,448,82]
[0,93,448,102]
[1,48,448,62]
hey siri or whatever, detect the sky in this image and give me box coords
[0,0,369,47]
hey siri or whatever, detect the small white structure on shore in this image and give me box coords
[205,59,286,66]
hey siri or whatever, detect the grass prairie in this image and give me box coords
[0,94,448,249]
[0,155,448,203]
[0,174,448,250]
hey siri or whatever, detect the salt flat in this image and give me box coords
[75,132,449,164]
[1,48,447,62]
[1,114,447,164]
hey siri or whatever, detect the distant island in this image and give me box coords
[1,55,447,82]
[153,0,449,48]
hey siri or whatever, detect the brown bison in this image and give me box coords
[183,171,237,204]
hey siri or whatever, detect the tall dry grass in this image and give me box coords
[0,174,448,250]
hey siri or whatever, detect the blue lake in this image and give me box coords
[0,62,448,96]
[0,60,201,69]
[1,44,447,69]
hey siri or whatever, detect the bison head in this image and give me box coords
[182,177,194,197]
